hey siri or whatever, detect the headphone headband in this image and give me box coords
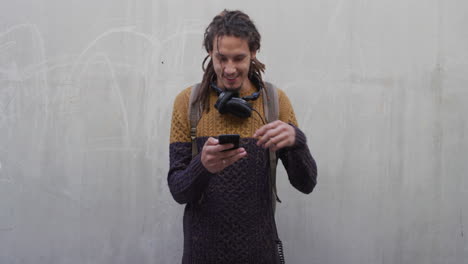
[211,80,262,118]
[210,82,262,101]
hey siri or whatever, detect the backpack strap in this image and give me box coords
[262,82,281,213]
[189,84,202,158]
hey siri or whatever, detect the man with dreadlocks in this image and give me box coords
[168,10,317,264]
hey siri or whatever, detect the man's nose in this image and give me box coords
[224,62,236,75]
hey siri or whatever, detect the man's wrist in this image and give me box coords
[288,123,307,150]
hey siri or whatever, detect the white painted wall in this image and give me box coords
[1,1,467,263]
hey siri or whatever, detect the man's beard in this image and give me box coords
[223,78,243,92]
[224,85,242,92]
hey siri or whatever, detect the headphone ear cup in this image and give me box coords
[226,97,253,118]
[214,91,235,114]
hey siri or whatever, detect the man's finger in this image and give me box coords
[257,127,282,146]
[254,120,284,138]
[264,133,288,149]
[211,147,245,161]
[221,147,246,159]
[222,149,247,166]
[254,122,275,137]
[216,143,235,152]
[271,140,289,151]
[205,137,219,146]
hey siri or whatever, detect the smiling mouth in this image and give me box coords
[225,76,238,82]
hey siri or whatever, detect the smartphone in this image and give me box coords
[218,134,240,151]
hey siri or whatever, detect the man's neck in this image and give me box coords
[241,79,255,94]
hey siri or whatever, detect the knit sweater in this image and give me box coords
[168,84,317,264]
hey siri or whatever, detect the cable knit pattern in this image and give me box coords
[168,84,317,264]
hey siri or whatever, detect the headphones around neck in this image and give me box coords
[211,81,262,118]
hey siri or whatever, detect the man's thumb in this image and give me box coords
[205,137,219,145]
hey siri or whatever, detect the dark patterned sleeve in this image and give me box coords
[168,143,213,204]
[278,125,317,194]
[276,89,317,194]
[167,88,213,204]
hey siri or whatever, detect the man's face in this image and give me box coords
[210,35,256,91]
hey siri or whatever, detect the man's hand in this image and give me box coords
[254,120,296,152]
[201,137,247,174]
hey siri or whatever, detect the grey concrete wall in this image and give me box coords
[1,0,467,263]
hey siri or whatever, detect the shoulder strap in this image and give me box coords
[262,82,281,213]
[262,82,279,123]
[189,83,202,158]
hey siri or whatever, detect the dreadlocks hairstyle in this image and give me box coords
[195,9,266,112]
